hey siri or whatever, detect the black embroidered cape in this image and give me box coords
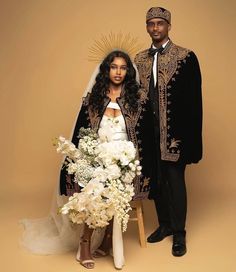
[134,40,203,165]
[60,91,159,200]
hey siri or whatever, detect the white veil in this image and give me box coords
[20,58,140,268]
[19,65,101,255]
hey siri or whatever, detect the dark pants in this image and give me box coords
[154,162,187,234]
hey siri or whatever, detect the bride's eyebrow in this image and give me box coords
[110,64,127,68]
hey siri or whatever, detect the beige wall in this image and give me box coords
[1,1,236,271]
[1,0,236,217]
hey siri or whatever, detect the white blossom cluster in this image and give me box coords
[67,159,94,188]
[56,136,82,160]
[56,128,142,231]
[60,182,114,228]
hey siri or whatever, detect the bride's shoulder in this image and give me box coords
[82,92,91,106]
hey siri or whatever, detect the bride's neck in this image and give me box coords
[108,83,122,94]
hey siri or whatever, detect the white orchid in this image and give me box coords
[82,180,105,196]
[105,164,121,180]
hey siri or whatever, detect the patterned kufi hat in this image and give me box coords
[146,7,171,24]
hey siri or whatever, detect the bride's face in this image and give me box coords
[109,57,127,85]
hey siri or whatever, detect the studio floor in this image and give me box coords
[1,188,235,272]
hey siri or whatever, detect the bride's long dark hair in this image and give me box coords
[89,50,139,113]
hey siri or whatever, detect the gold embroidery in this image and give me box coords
[86,96,110,132]
[158,43,190,161]
[82,92,90,106]
[132,175,149,200]
[143,177,150,188]
[169,138,181,149]
[88,107,100,131]
[117,91,147,149]
[134,50,153,93]
[138,88,149,104]
[146,7,171,24]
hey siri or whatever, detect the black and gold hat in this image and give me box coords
[146,7,171,24]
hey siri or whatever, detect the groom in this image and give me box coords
[134,7,202,256]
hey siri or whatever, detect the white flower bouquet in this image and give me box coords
[55,128,142,231]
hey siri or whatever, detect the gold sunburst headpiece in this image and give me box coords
[88,32,143,63]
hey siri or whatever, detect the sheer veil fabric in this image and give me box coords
[20,62,139,269]
[20,65,100,254]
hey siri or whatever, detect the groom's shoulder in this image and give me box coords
[134,48,149,64]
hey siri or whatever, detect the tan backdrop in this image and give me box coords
[1,0,236,271]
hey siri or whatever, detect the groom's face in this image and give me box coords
[146,18,171,44]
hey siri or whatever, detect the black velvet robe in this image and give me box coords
[134,40,203,165]
[60,91,159,200]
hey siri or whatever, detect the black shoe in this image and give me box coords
[172,233,187,257]
[147,225,173,243]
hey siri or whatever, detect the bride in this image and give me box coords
[60,50,142,269]
[21,49,156,269]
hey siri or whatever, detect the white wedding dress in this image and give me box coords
[75,102,127,269]
[20,101,127,269]
[94,101,128,268]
